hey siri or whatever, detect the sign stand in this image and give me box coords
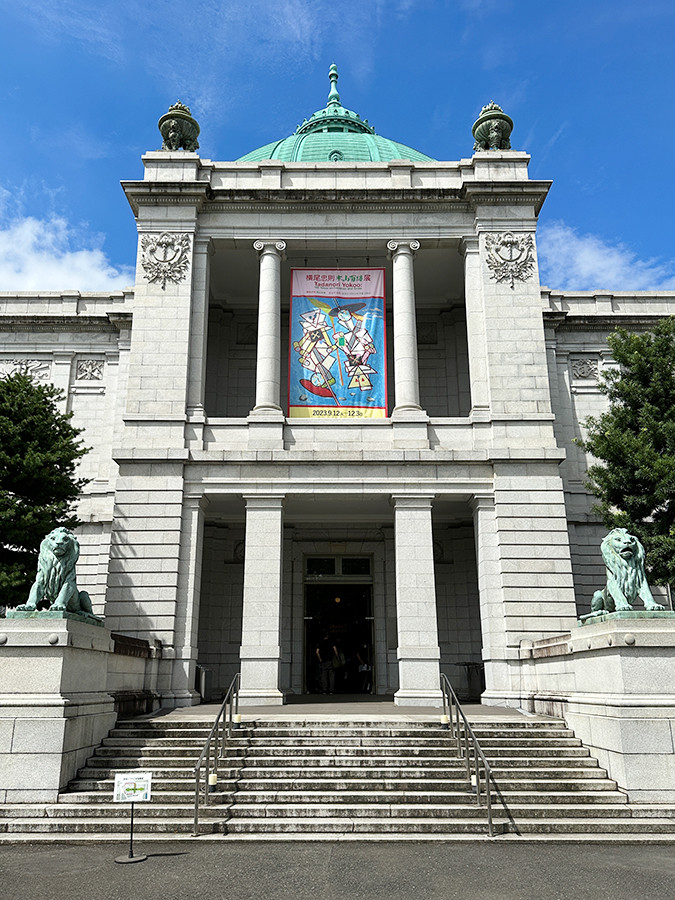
[115,802,147,864]
[113,772,152,864]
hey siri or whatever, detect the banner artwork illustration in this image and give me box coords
[289,269,387,419]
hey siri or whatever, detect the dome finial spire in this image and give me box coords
[327,63,340,107]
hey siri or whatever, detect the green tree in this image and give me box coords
[580,318,675,585]
[0,373,88,607]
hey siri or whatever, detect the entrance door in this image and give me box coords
[304,583,374,694]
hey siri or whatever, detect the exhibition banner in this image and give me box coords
[288,268,387,419]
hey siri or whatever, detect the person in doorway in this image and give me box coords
[316,632,337,694]
[357,641,373,693]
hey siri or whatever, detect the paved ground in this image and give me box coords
[1,840,674,900]
[144,697,546,722]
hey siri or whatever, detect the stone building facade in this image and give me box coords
[2,72,674,716]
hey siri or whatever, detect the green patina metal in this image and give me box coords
[472,101,513,151]
[238,65,434,163]
[11,527,103,622]
[158,101,200,152]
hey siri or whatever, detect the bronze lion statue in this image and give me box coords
[591,528,664,614]
[16,527,96,615]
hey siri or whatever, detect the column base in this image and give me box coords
[394,688,443,708]
[247,410,284,450]
[391,407,429,449]
[248,405,284,419]
[238,689,285,707]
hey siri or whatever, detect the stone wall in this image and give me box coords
[519,613,675,802]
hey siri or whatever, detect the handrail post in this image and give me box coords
[474,744,482,807]
[193,775,200,835]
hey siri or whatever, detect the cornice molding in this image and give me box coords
[0,315,120,333]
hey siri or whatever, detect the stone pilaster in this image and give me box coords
[125,211,200,448]
[392,495,442,706]
[239,495,285,705]
[170,493,209,706]
[472,463,579,708]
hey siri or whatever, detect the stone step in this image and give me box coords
[224,803,623,820]
[0,818,217,835]
[233,727,572,739]
[229,795,636,814]
[237,757,606,775]
[220,816,675,836]
[221,818,493,835]
[234,775,621,792]
[504,819,675,836]
[59,790,226,804]
[77,764,238,778]
[33,804,225,819]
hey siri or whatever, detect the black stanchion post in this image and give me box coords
[115,800,148,864]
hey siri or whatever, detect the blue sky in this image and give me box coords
[1,0,674,292]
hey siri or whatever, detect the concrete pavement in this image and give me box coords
[1,840,674,900]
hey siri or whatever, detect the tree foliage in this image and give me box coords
[0,373,88,606]
[580,318,675,585]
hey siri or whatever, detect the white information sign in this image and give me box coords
[113,772,153,803]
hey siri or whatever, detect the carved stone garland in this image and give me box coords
[485,232,535,289]
[141,232,192,289]
[76,359,104,381]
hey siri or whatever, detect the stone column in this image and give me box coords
[392,495,442,706]
[239,495,285,705]
[185,236,214,447]
[250,240,286,416]
[387,240,423,415]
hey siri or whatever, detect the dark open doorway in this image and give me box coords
[304,583,374,695]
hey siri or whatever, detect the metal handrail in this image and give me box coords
[192,672,240,835]
[440,673,513,837]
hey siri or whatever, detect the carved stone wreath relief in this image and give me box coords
[141,232,192,289]
[485,232,535,289]
[0,359,51,380]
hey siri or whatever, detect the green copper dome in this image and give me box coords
[238,65,434,163]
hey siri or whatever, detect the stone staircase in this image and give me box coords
[2,716,675,840]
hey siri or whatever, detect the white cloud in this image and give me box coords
[537,221,675,292]
[0,216,134,292]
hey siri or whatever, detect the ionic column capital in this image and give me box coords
[253,239,287,258]
[387,239,420,257]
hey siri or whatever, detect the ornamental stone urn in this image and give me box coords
[472,101,513,151]
[158,101,200,152]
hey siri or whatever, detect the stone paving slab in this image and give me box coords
[134,699,551,723]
